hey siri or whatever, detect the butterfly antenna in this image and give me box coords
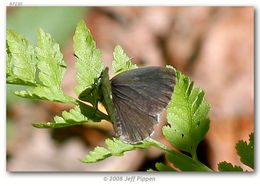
[73,53,79,59]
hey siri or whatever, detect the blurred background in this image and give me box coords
[6,6,254,171]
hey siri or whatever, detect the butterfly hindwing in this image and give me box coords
[113,95,158,143]
[111,67,176,143]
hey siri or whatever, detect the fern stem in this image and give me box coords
[146,138,172,152]
[147,138,213,171]
[191,151,198,161]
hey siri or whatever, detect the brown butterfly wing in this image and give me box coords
[111,67,176,143]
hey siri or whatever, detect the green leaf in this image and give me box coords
[6,30,37,86]
[218,161,243,171]
[166,151,212,171]
[147,138,212,172]
[112,45,137,75]
[33,101,109,128]
[82,147,111,163]
[78,79,101,108]
[81,138,153,163]
[36,28,66,88]
[217,133,254,172]
[99,68,116,126]
[81,136,212,171]
[236,132,254,169]
[163,70,210,157]
[155,162,176,171]
[13,29,76,104]
[73,20,104,96]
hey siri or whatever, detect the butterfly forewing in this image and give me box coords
[111,67,176,143]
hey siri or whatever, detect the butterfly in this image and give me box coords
[98,66,176,144]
